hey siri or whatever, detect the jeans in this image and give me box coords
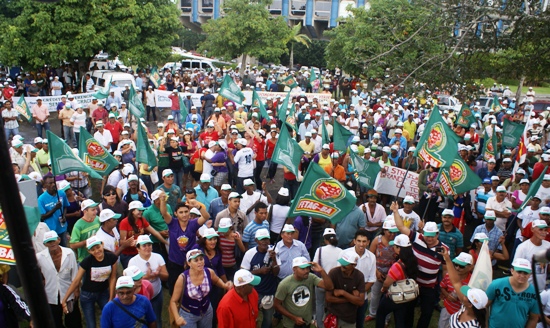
[50,300,82,328]
[173,169,184,189]
[75,132,80,148]
[254,160,265,189]
[58,231,68,247]
[119,253,133,269]
[267,161,278,179]
[147,106,157,121]
[35,122,51,138]
[315,286,326,326]
[356,297,369,328]
[284,179,300,199]
[258,293,275,328]
[151,291,164,328]
[63,126,75,147]
[236,176,253,194]
[172,110,182,128]
[4,127,19,139]
[80,289,109,328]
[168,260,184,295]
[369,280,384,317]
[437,308,451,328]
[141,174,154,194]
[178,304,213,328]
[375,294,414,328]
[415,286,439,328]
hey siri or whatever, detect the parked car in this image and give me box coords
[475,96,495,115]
[533,100,550,116]
[437,95,461,113]
[81,70,135,95]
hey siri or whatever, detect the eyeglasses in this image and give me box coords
[116,290,134,296]
[104,192,116,196]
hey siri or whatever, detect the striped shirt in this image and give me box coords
[440,273,471,314]
[449,306,480,328]
[242,220,269,249]
[219,235,237,267]
[409,231,448,288]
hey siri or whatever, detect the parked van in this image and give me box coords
[180,59,217,72]
[81,70,135,95]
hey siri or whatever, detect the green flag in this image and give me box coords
[218,75,245,104]
[47,131,102,179]
[150,67,161,88]
[78,127,120,176]
[309,68,318,86]
[455,104,476,128]
[136,122,158,169]
[491,96,503,112]
[439,155,482,196]
[128,84,145,118]
[482,130,497,162]
[502,120,525,148]
[321,121,331,145]
[272,125,304,176]
[350,151,381,189]
[178,94,189,119]
[278,91,291,122]
[414,106,460,168]
[93,78,111,100]
[14,97,32,122]
[515,166,548,212]
[252,90,269,119]
[288,163,356,224]
[283,75,298,89]
[285,101,298,131]
[333,121,354,152]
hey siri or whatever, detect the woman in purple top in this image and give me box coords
[205,144,228,192]
[193,228,227,327]
[163,200,210,295]
[169,249,232,327]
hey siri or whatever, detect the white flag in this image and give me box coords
[468,240,493,291]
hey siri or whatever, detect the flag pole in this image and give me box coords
[393,157,412,201]
[0,127,56,327]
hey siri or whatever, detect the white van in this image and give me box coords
[81,70,136,94]
[180,59,217,72]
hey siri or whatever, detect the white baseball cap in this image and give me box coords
[116,276,135,289]
[136,235,153,245]
[442,209,454,217]
[452,252,473,266]
[123,265,145,280]
[323,228,336,236]
[460,286,488,310]
[337,250,359,266]
[218,218,233,232]
[128,201,146,211]
[282,224,295,233]
[81,199,99,211]
[423,222,439,236]
[389,234,411,247]
[99,209,122,222]
[86,236,102,249]
[292,256,311,268]
[43,231,59,244]
[511,258,532,273]
[255,228,270,240]
[234,269,261,287]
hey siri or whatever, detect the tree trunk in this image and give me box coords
[515,76,525,102]
[240,53,247,78]
[289,43,294,69]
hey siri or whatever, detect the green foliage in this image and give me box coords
[174,29,207,50]
[0,0,183,69]
[281,40,328,68]
[199,0,291,63]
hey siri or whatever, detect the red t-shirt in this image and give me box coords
[200,131,220,145]
[92,108,109,123]
[252,138,266,161]
[440,273,471,314]
[138,279,154,300]
[119,217,150,255]
[104,121,123,143]
[266,138,277,159]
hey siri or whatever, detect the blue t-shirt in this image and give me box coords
[167,217,200,265]
[335,206,366,247]
[38,190,70,234]
[241,246,278,295]
[100,294,156,328]
[486,277,539,328]
[242,220,270,249]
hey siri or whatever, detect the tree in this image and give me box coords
[280,40,328,69]
[173,28,207,51]
[0,0,183,71]
[199,0,291,73]
[325,0,550,88]
[287,23,311,69]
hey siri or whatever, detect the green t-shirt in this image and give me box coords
[157,148,169,168]
[485,277,539,328]
[156,184,182,211]
[275,273,322,327]
[70,216,100,262]
[36,149,50,174]
[142,204,172,243]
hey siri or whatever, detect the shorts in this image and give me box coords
[213,172,228,186]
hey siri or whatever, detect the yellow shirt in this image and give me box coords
[234,111,247,132]
[318,154,332,170]
[298,140,315,157]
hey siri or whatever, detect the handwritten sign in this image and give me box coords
[373,166,420,201]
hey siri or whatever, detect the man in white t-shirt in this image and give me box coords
[515,196,542,244]
[361,189,386,241]
[95,209,132,256]
[202,140,216,178]
[399,196,421,232]
[93,120,113,149]
[240,179,272,223]
[514,219,550,289]
[232,138,255,194]
[486,186,513,232]
[537,175,550,205]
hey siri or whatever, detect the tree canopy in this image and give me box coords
[0,0,183,69]
[325,0,550,86]
[199,0,291,66]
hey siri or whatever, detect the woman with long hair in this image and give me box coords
[442,249,488,328]
[365,219,399,323]
[119,201,167,268]
[376,234,419,328]
[181,130,198,189]
[99,184,128,218]
[313,228,343,325]
[193,228,227,327]
[169,249,232,327]
[268,189,291,243]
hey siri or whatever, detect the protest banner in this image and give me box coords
[13,93,96,112]
[373,166,420,201]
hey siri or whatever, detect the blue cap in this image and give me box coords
[482,178,491,184]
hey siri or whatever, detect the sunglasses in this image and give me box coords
[185,189,195,194]
[454,263,466,269]
[104,192,116,196]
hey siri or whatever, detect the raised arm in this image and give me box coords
[390,201,410,236]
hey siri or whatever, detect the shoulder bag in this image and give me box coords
[112,299,148,326]
[388,262,419,304]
